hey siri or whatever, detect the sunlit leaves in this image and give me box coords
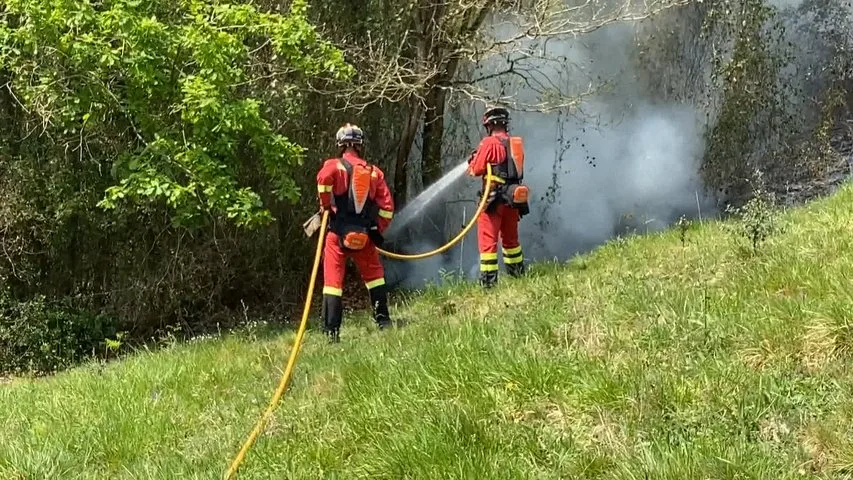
[2,0,353,228]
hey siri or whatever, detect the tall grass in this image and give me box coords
[1,183,851,479]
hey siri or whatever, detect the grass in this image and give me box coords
[2,182,853,479]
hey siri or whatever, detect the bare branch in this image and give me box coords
[311,0,696,114]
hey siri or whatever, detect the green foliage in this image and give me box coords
[0,0,353,228]
[699,0,852,205]
[0,291,120,375]
[0,0,355,349]
[725,185,779,254]
[701,0,796,200]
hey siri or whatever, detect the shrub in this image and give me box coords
[0,291,120,376]
[725,186,779,255]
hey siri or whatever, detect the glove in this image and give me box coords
[467,150,477,164]
[302,212,323,238]
[487,189,498,204]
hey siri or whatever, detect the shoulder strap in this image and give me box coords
[500,138,520,182]
[335,158,354,213]
[339,158,376,215]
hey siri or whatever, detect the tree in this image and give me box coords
[310,0,695,204]
[0,0,352,228]
[0,0,354,341]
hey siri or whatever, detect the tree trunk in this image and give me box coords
[393,2,490,204]
[418,4,488,187]
[421,86,447,186]
[394,101,424,208]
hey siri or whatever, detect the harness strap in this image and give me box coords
[332,158,378,228]
[501,138,519,183]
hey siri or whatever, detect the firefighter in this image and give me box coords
[467,106,530,288]
[316,123,395,343]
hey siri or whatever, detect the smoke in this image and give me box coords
[767,0,805,10]
[432,17,714,275]
[383,240,446,288]
[518,101,708,261]
[385,14,714,287]
[383,0,850,289]
[382,195,479,289]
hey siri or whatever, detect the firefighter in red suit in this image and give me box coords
[467,106,530,288]
[316,124,395,343]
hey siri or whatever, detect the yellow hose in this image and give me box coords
[377,164,494,261]
[224,165,495,477]
[223,210,329,480]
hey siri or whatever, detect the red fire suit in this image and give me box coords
[316,151,395,339]
[467,131,525,286]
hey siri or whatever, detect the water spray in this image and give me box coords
[382,162,470,241]
[376,164,494,260]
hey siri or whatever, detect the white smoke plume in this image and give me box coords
[511,101,709,262]
[383,0,851,288]
[384,14,714,287]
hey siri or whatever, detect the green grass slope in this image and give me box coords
[2,183,853,479]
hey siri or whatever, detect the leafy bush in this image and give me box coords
[0,0,353,350]
[0,0,352,228]
[725,186,779,254]
[0,292,120,376]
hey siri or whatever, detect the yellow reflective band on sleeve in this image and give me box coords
[502,245,522,256]
[504,256,524,265]
[480,252,498,261]
[378,209,394,219]
[323,286,343,296]
[480,263,499,272]
[365,278,386,290]
[317,184,332,193]
[486,175,506,184]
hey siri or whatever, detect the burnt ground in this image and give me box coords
[774,157,852,207]
[774,127,853,206]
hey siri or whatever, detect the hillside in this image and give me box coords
[1,183,852,479]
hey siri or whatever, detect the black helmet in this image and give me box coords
[482,106,509,127]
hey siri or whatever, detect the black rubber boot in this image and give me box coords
[321,294,343,343]
[506,262,526,278]
[479,270,498,289]
[369,284,392,330]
